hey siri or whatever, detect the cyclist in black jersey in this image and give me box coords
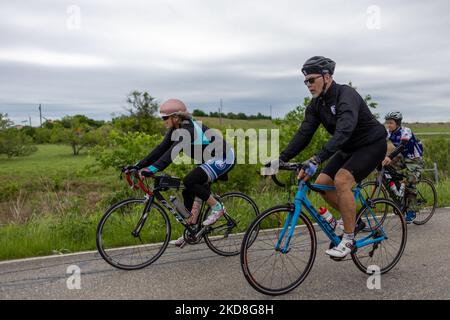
[125,99,235,247]
[274,56,387,258]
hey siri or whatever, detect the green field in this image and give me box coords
[195,117,276,130]
[0,144,94,178]
[404,122,450,133]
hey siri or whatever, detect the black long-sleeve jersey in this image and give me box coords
[136,119,232,171]
[280,81,387,163]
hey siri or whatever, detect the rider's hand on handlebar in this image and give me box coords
[124,165,139,173]
[297,156,319,181]
[139,168,155,179]
[382,156,392,167]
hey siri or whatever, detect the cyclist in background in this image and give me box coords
[382,111,424,223]
[126,99,235,246]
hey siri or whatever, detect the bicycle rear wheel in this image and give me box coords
[96,198,171,270]
[240,205,317,296]
[413,178,437,225]
[203,192,259,256]
[352,198,407,275]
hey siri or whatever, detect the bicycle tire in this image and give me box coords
[351,198,407,275]
[413,178,437,225]
[240,205,317,296]
[203,192,259,256]
[96,198,171,270]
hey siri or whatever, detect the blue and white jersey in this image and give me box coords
[387,127,423,159]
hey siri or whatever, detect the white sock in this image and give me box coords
[343,232,354,242]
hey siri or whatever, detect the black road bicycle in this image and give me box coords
[361,166,437,225]
[96,168,259,270]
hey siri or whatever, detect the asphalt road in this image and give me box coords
[1,208,449,300]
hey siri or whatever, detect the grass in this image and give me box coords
[195,117,276,130]
[405,122,450,134]
[0,144,94,176]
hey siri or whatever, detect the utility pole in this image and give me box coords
[39,104,42,127]
[29,115,32,127]
[219,99,223,126]
[270,105,272,119]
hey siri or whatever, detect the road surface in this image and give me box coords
[1,208,449,300]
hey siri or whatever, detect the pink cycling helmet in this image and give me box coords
[159,99,189,117]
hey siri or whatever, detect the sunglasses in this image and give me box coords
[161,116,170,121]
[303,75,322,86]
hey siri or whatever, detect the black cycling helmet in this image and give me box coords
[385,111,403,125]
[302,56,336,76]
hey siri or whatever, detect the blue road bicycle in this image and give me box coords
[240,163,407,296]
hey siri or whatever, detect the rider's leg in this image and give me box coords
[326,139,387,258]
[315,173,339,210]
[334,169,357,233]
[318,151,350,211]
[183,167,212,224]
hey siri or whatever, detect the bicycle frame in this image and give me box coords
[275,181,387,253]
[124,171,237,241]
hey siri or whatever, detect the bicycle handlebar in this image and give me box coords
[268,162,325,194]
[120,167,153,195]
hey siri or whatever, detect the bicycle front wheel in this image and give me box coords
[240,205,317,296]
[203,192,259,256]
[352,198,407,275]
[360,180,388,200]
[96,198,171,270]
[413,178,437,225]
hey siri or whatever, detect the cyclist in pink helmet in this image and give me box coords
[126,99,235,247]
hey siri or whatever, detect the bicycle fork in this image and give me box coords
[275,203,302,254]
[131,196,154,238]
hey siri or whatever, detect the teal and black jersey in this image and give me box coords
[136,119,233,172]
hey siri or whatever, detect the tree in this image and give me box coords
[125,91,159,118]
[0,128,37,158]
[112,91,163,135]
[51,115,101,155]
[192,109,208,117]
[0,113,14,130]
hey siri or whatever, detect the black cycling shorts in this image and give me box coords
[321,138,387,183]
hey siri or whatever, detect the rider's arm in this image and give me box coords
[388,140,409,159]
[316,88,359,162]
[135,129,173,169]
[279,104,321,162]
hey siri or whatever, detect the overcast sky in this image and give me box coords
[1,0,450,125]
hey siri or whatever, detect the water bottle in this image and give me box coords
[398,183,405,197]
[170,196,192,219]
[318,207,336,230]
[388,181,402,197]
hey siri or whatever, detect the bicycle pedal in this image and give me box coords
[330,256,345,262]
